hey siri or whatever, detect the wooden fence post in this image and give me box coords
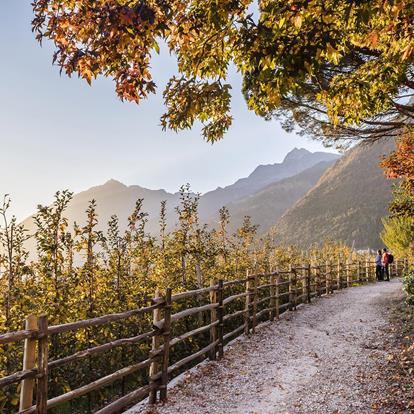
[325,261,330,294]
[19,315,38,412]
[315,265,321,297]
[149,289,162,404]
[316,263,319,296]
[216,279,224,359]
[275,273,280,319]
[36,315,48,414]
[252,274,258,334]
[306,263,311,303]
[404,257,408,273]
[301,265,306,304]
[345,259,352,288]
[365,258,369,283]
[244,273,251,335]
[209,280,217,361]
[358,261,362,283]
[160,288,172,402]
[372,258,376,281]
[289,266,294,310]
[371,258,376,282]
[294,267,298,309]
[270,271,276,322]
[337,260,342,290]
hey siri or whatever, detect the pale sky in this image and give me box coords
[0,1,337,220]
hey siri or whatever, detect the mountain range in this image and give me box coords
[22,141,395,249]
[198,148,339,220]
[22,148,339,235]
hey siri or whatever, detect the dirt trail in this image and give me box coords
[135,279,403,414]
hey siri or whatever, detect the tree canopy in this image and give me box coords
[382,129,414,217]
[380,129,414,256]
[32,0,414,143]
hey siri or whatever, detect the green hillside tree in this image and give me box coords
[381,129,414,260]
[33,190,74,319]
[0,196,30,330]
[382,129,414,217]
[381,216,414,260]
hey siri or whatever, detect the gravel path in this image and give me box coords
[135,279,404,414]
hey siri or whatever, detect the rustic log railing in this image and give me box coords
[0,257,408,413]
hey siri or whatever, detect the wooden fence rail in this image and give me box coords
[0,257,408,414]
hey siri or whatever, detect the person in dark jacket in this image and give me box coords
[382,248,390,281]
[375,249,383,281]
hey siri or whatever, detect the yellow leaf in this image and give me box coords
[293,15,302,29]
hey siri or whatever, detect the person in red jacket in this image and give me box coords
[382,248,390,281]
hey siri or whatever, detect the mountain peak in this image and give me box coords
[283,147,311,162]
[102,179,127,189]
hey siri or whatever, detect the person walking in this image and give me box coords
[375,249,383,281]
[382,248,390,281]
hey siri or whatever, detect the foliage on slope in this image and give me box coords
[223,161,335,234]
[274,138,395,249]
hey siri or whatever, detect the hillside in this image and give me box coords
[222,161,335,234]
[275,138,395,249]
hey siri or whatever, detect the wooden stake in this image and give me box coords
[270,271,276,322]
[244,272,251,335]
[288,266,294,311]
[36,315,48,414]
[289,266,297,310]
[217,279,224,359]
[301,265,307,303]
[19,315,38,412]
[346,260,351,288]
[252,275,258,334]
[310,261,316,298]
[149,289,162,404]
[306,264,311,303]
[325,261,330,294]
[275,273,280,319]
[209,280,217,361]
[160,288,172,402]
[315,265,321,297]
[337,260,342,290]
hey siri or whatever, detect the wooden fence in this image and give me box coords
[0,258,408,413]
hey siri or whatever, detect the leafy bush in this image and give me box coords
[404,269,414,306]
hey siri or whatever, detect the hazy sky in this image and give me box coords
[0,1,337,220]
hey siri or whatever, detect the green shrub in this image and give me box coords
[403,269,414,306]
